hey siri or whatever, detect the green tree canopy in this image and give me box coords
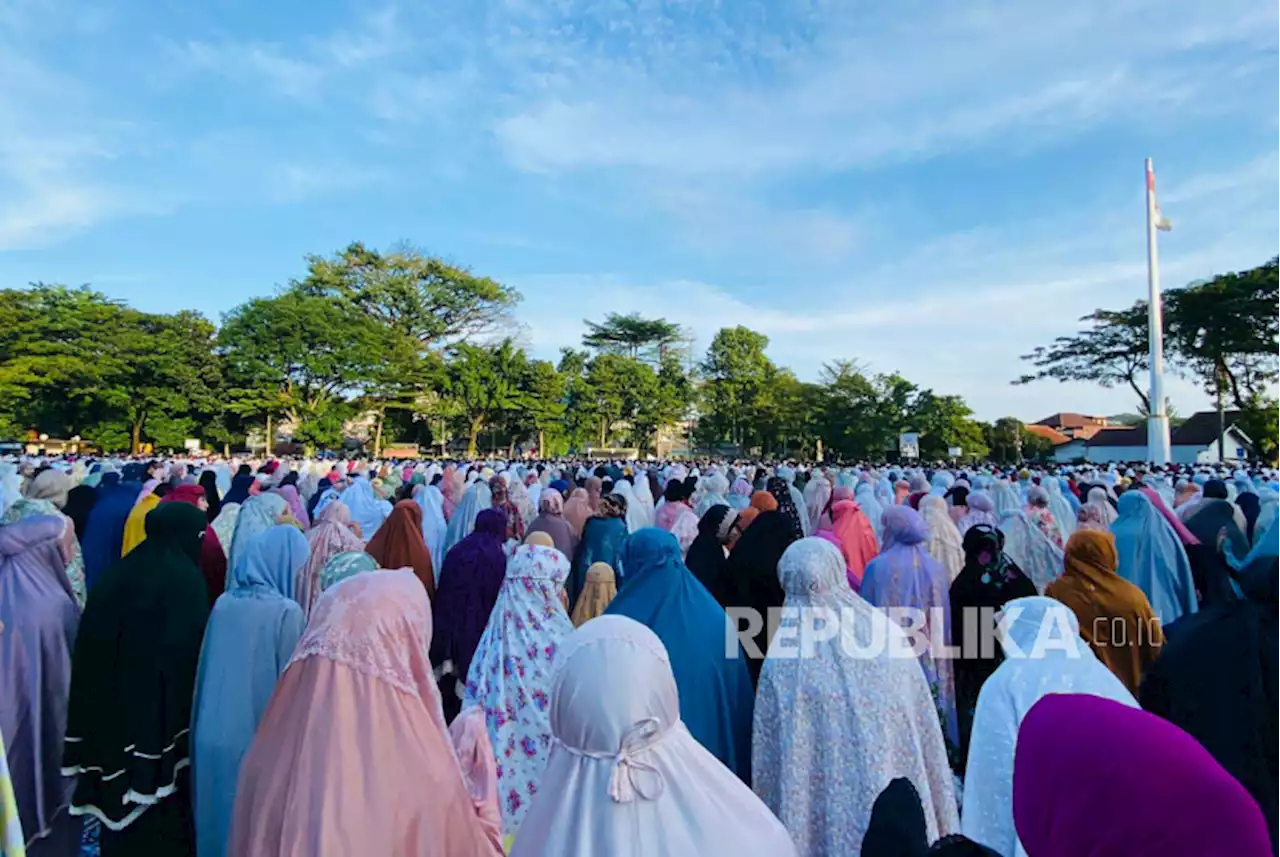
[582,312,687,363]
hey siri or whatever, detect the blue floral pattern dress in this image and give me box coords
[463,543,572,837]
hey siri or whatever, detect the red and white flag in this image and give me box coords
[1146,163,1173,231]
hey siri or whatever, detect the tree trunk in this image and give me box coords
[373,410,385,459]
[538,429,545,456]
[130,419,143,455]
[599,418,607,449]
[468,417,483,458]
[265,412,274,456]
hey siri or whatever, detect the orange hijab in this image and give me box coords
[1046,529,1163,695]
[365,500,435,599]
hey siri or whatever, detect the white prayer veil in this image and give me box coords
[509,616,796,857]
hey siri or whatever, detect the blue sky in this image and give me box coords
[2,0,1276,421]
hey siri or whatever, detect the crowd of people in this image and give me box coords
[1,453,1276,856]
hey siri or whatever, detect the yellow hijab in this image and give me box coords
[121,493,161,557]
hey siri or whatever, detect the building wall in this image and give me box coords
[1052,440,1087,463]
[1085,445,1150,464]
[1171,428,1251,465]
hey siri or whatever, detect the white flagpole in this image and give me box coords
[1145,157,1171,464]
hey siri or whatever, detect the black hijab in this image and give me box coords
[766,476,804,541]
[63,484,98,542]
[1140,549,1279,849]
[948,524,1036,771]
[63,503,211,831]
[862,778,1000,856]
[686,505,736,594]
[1236,492,1261,542]
[721,509,796,685]
[198,470,222,522]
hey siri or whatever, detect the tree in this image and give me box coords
[294,242,519,347]
[113,310,224,453]
[513,360,567,456]
[699,326,773,449]
[1165,258,1279,411]
[910,391,988,460]
[219,291,386,450]
[582,312,687,363]
[579,354,648,448]
[0,285,133,439]
[1014,303,1152,412]
[632,355,692,450]
[0,285,226,451]
[983,417,1052,464]
[443,340,526,456]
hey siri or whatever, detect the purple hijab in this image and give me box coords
[0,516,81,847]
[860,506,956,742]
[430,508,509,689]
[1014,693,1272,856]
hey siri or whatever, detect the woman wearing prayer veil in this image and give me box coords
[854,482,886,542]
[414,479,449,572]
[655,480,699,555]
[612,478,650,534]
[509,616,796,857]
[80,481,139,590]
[955,490,998,536]
[996,510,1064,592]
[432,509,509,724]
[561,488,592,540]
[298,501,363,617]
[198,470,222,523]
[525,490,576,561]
[489,476,525,543]
[824,497,879,591]
[443,480,493,558]
[4,468,87,608]
[919,495,964,583]
[1046,530,1162,696]
[1139,525,1279,848]
[861,507,956,748]
[1111,490,1198,626]
[1012,694,1273,857]
[960,597,1136,857]
[569,495,629,610]
[685,505,739,594]
[948,525,1036,772]
[754,540,959,855]
[569,563,617,627]
[340,476,392,542]
[227,572,504,857]
[0,515,84,855]
[604,529,755,783]
[63,503,211,857]
[728,476,753,512]
[366,499,435,599]
[720,496,796,683]
[192,526,308,857]
[767,476,805,542]
[226,492,289,577]
[463,543,574,837]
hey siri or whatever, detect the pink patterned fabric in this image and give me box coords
[230,571,503,857]
[299,501,365,618]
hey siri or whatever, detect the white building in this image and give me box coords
[1047,411,1254,465]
